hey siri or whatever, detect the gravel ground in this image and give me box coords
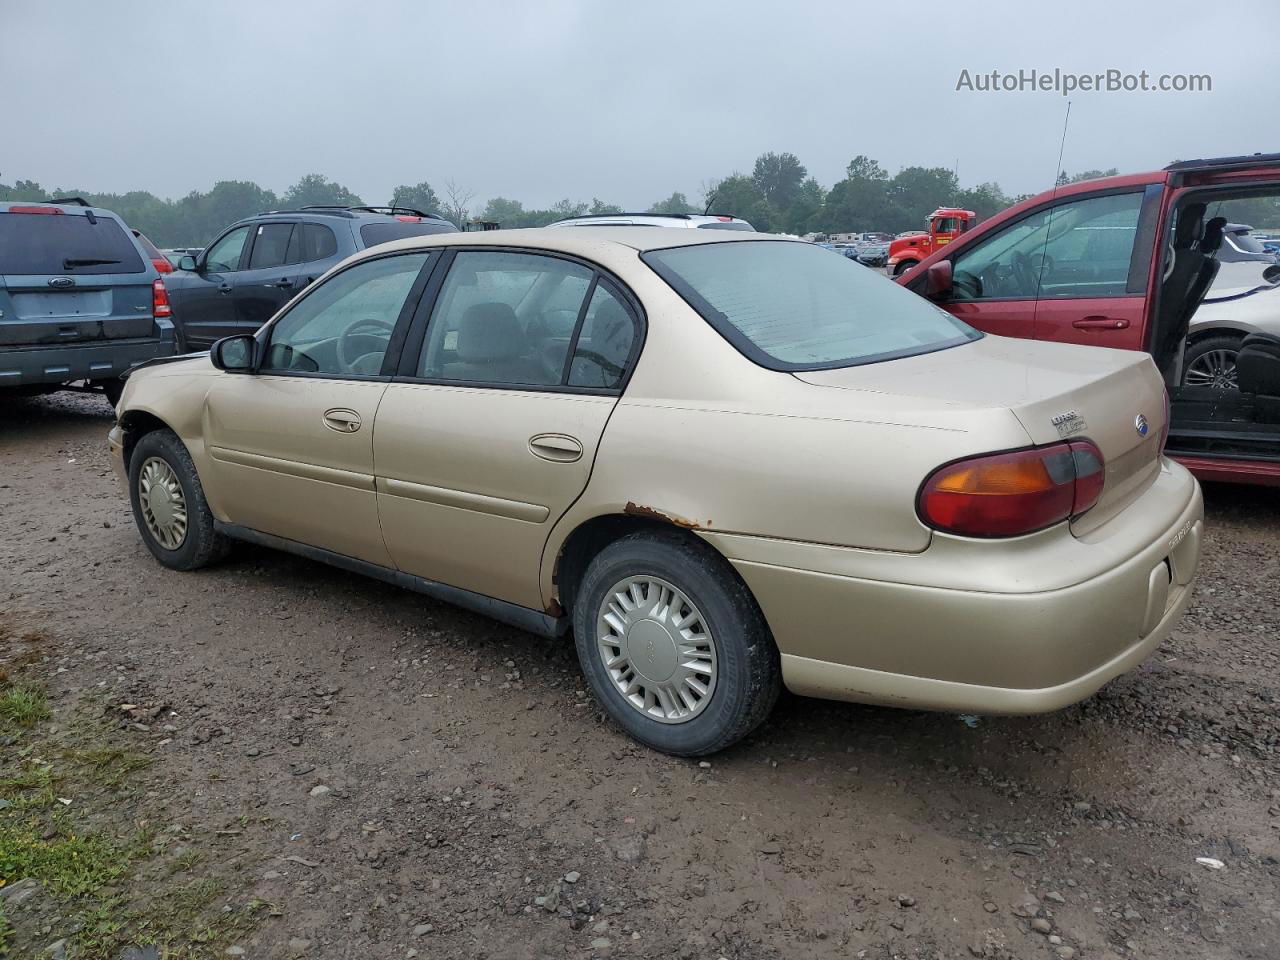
[2,392,1278,960]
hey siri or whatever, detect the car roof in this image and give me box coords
[355,225,792,260]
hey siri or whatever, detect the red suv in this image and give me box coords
[898,153,1280,486]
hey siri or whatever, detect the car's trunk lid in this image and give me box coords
[793,336,1167,535]
[0,210,154,346]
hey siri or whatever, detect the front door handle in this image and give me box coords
[218,283,233,295]
[265,278,294,289]
[1072,315,1130,330]
[322,408,362,433]
[529,433,583,463]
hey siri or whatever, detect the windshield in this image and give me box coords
[0,212,146,275]
[642,240,980,370]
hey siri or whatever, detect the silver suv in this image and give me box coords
[546,213,754,231]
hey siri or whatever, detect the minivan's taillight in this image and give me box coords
[151,256,173,274]
[152,278,172,319]
[918,440,1106,538]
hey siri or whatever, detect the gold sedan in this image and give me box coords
[109,229,1202,755]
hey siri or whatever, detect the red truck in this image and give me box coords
[887,207,977,276]
[897,153,1280,486]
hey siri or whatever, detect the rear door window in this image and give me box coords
[0,212,146,275]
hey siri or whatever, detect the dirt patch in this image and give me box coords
[1,391,1278,959]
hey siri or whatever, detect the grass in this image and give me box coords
[0,685,50,730]
[0,621,271,959]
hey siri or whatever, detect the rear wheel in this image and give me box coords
[1183,334,1242,389]
[573,531,780,756]
[98,379,124,408]
[127,429,229,570]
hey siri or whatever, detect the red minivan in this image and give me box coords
[898,153,1280,486]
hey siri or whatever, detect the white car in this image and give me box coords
[1184,223,1280,388]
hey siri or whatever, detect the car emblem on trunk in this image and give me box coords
[48,276,75,288]
[1051,410,1087,438]
[1135,414,1150,437]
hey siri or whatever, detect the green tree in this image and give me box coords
[283,174,363,208]
[390,181,441,214]
[647,191,697,214]
[751,152,807,211]
[1057,168,1120,186]
[705,174,773,231]
[588,198,623,215]
[480,196,527,226]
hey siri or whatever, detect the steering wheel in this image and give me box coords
[337,318,394,374]
[1009,251,1038,292]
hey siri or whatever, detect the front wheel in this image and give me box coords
[1182,335,1242,389]
[127,428,230,570]
[893,259,919,277]
[573,531,781,756]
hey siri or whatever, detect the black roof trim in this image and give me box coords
[1164,153,1280,172]
[47,196,91,207]
[257,208,357,219]
[346,205,450,220]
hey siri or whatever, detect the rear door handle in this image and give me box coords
[322,408,362,433]
[265,278,294,289]
[529,433,583,462]
[218,283,233,294]
[1072,316,1129,330]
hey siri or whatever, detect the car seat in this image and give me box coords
[1235,333,1280,421]
[442,302,548,384]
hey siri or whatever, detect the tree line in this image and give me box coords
[3,154,1276,247]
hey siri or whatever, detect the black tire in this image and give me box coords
[99,379,124,408]
[127,428,230,571]
[573,530,781,756]
[893,259,919,277]
[1182,334,1243,389]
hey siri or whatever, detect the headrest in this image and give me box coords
[1174,203,1206,246]
[1201,216,1227,253]
[456,302,523,362]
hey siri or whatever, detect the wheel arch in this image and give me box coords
[1185,324,1248,347]
[548,510,742,619]
[118,408,176,470]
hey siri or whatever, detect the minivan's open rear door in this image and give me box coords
[1159,154,1280,484]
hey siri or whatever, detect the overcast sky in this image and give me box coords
[2,0,1269,209]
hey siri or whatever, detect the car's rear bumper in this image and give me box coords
[0,326,175,389]
[704,459,1203,714]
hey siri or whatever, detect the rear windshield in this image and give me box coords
[696,221,754,231]
[0,212,146,275]
[360,221,456,248]
[642,240,980,371]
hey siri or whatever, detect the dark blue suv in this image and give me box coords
[0,198,175,406]
[165,206,458,351]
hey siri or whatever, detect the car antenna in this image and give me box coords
[1034,100,1072,301]
[703,193,717,215]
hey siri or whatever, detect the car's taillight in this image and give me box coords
[918,440,1106,538]
[152,278,172,319]
[9,205,63,215]
[152,256,173,274]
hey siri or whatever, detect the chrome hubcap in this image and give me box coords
[596,576,717,724]
[1185,349,1239,389]
[138,457,188,550]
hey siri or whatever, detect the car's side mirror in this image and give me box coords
[178,255,199,272]
[211,335,256,373]
[924,260,953,299]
